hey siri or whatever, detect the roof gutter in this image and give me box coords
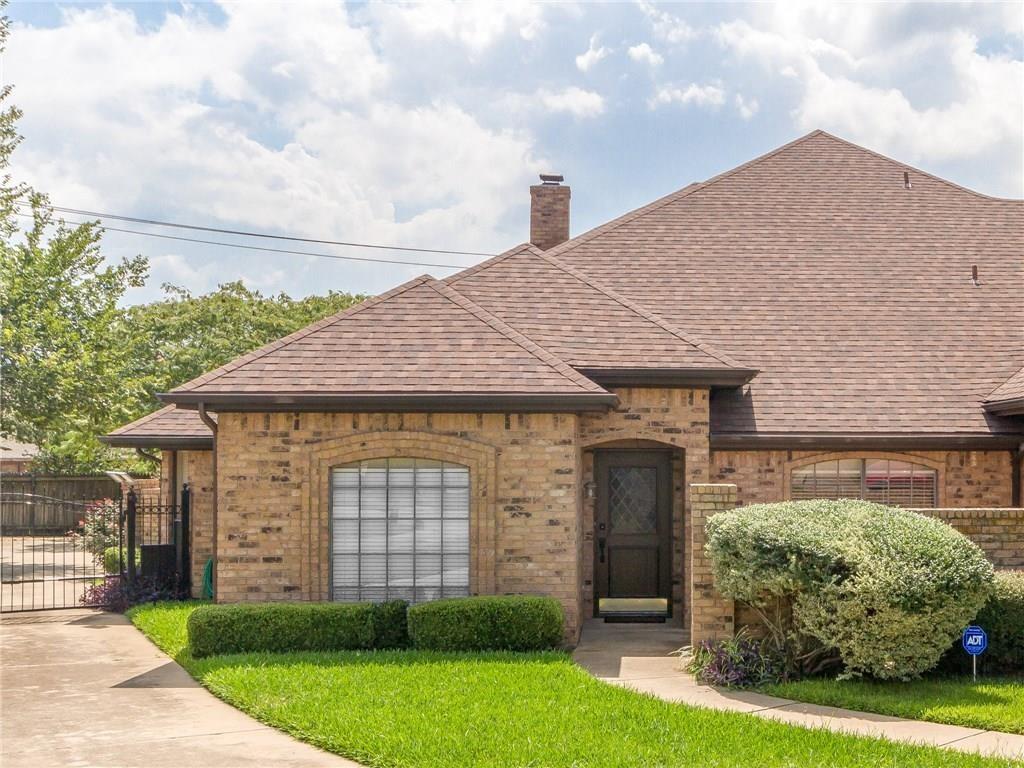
[577,367,758,388]
[99,435,214,450]
[710,432,1024,451]
[984,397,1024,416]
[197,403,219,600]
[159,391,620,413]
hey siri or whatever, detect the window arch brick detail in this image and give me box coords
[304,431,498,601]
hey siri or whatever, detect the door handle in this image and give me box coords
[598,537,606,563]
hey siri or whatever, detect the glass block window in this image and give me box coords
[331,458,470,602]
[791,458,937,507]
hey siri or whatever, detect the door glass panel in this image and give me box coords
[608,466,658,534]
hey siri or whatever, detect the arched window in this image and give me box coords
[791,458,938,507]
[331,458,470,602]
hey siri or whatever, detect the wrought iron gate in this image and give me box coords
[0,485,191,612]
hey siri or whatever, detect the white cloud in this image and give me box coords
[734,93,759,120]
[576,33,610,72]
[6,3,544,275]
[649,83,726,109]
[535,86,606,118]
[639,1,696,44]
[715,7,1023,189]
[366,0,547,53]
[628,42,663,67]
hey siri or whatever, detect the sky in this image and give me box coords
[5,1,1023,304]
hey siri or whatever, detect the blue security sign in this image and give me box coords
[962,625,988,656]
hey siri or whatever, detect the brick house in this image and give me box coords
[104,131,1024,643]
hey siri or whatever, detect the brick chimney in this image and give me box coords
[530,174,570,251]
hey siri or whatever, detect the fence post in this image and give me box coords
[125,489,137,586]
[177,484,191,593]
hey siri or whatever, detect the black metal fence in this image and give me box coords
[0,485,191,612]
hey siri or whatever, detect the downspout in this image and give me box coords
[197,403,219,599]
[1012,444,1023,508]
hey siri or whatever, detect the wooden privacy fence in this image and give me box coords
[0,475,120,532]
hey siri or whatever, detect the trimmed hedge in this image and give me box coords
[102,546,137,574]
[407,596,563,651]
[941,570,1024,673]
[188,601,408,658]
[706,499,994,680]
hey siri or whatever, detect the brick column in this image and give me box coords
[690,483,737,644]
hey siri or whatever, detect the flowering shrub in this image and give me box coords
[67,499,121,559]
[81,575,185,612]
[685,629,783,688]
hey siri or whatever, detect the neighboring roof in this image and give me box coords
[102,406,213,449]
[0,437,39,461]
[448,244,755,385]
[160,276,616,412]
[537,130,1024,436]
[986,366,1024,416]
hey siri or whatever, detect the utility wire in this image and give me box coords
[15,199,495,258]
[12,212,468,270]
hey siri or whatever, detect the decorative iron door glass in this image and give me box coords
[595,450,671,618]
[331,458,469,602]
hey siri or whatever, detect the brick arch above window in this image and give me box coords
[303,431,499,600]
[783,451,945,507]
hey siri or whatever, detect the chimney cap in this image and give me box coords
[539,173,564,185]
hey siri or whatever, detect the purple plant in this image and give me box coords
[80,575,186,612]
[686,629,782,688]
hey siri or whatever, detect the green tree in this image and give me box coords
[118,282,364,413]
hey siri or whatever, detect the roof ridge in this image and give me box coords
[427,279,606,394]
[532,250,752,371]
[814,130,1024,204]
[986,363,1024,402]
[544,130,828,259]
[168,275,435,394]
[445,242,539,285]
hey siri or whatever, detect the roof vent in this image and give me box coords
[972,265,980,286]
[539,173,564,186]
[903,171,912,190]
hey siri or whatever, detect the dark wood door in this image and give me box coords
[594,450,672,615]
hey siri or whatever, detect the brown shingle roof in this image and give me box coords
[102,405,213,448]
[540,130,1023,436]
[161,276,616,410]
[986,365,1024,415]
[448,243,753,382]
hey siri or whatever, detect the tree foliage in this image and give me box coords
[0,14,364,474]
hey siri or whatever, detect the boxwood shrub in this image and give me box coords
[188,600,409,658]
[407,595,563,651]
[706,500,994,680]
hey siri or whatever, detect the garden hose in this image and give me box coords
[202,558,214,599]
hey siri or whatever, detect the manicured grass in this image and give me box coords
[128,603,1018,768]
[763,676,1024,736]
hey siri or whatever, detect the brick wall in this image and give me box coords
[529,183,570,251]
[212,411,584,638]
[159,449,215,596]
[915,508,1024,569]
[710,449,1014,508]
[689,484,736,644]
[579,387,710,623]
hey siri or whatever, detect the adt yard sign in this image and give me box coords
[962,625,987,682]
[962,625,988,655]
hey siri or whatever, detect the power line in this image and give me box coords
[15,199,495,258]
[12,212,468,270]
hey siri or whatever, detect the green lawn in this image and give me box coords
[763,676,1024,736]
[128,602,1019,768]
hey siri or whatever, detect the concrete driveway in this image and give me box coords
[0,609,359,768]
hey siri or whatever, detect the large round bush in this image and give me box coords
[706,500,993,680]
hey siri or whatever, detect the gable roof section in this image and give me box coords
[160,276,616,412]
[986,365,1024,416]
[543,130,1024,436]
[101,405,213,449]
[448,244,755,385]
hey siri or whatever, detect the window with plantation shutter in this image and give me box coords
[791,458,937,507]
[331,458,470,602]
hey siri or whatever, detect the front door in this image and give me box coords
[594,450,672,618]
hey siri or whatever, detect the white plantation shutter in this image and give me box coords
[331,458,470,602]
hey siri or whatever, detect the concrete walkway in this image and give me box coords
[573,619,1024,762]
[1,609,359,768]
